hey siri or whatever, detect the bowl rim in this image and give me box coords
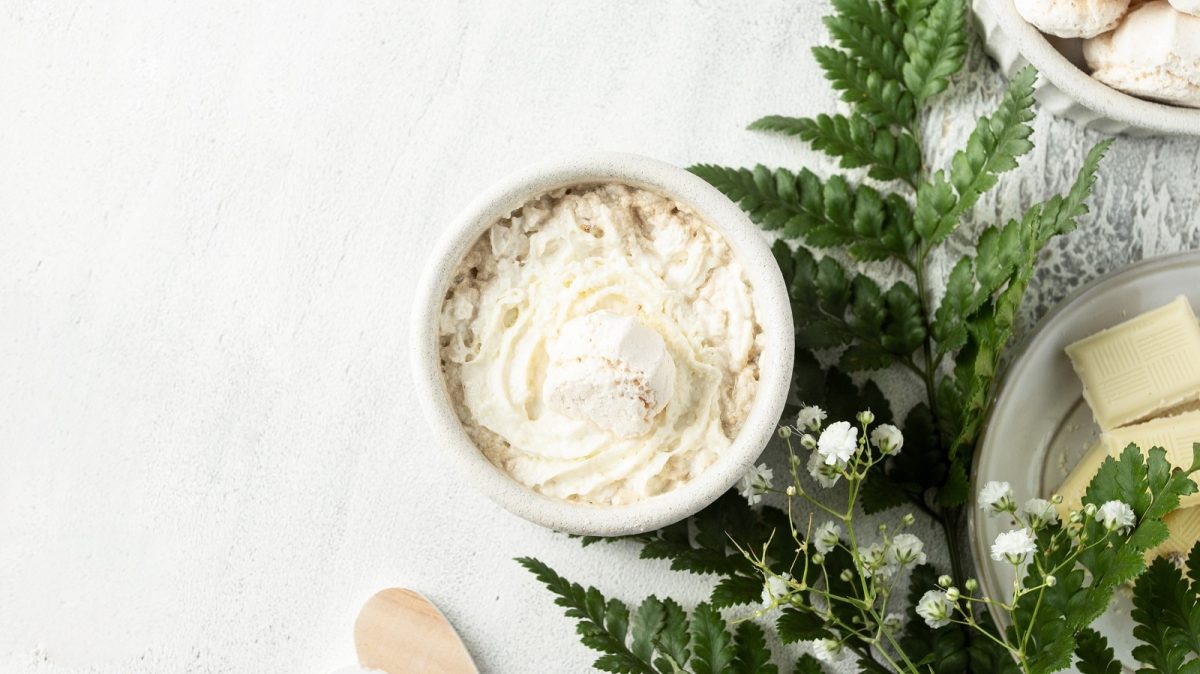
[981,0,1200,136]
[408,152,794,536]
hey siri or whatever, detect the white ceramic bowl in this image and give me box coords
[410,152,794,536]
[973,0,1200,136]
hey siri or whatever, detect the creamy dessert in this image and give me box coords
[439,183,762,505]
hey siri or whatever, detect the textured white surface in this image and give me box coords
[1,1,1198,673]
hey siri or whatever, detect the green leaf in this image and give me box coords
[933,256,974,357]
[1132,556,1200,674]
[711,574,764,609]
[881,281,926,355]
[777,607,833,643]
[813,45,914,128]
[793,653,826,674]
[517,557,655,674]
[823,0,907,82]
[1074,628,1123,674]
[913,67,1037,247]
[689,603,736,674]
[630,597,665,663]
[902,0,968,103]
[732,622,778,674]
[750,113,921,184]
[655,598,691,672]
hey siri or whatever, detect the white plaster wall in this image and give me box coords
[1,1,1196,672]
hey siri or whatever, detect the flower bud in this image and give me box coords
[1051,494,1063,504]
[812,553,824,565]
[1045,575,1057,587]
[878,523,888,534]
[1069,511,1082,524]
[1084,503,1098,517]
[778,426,793,440]
[938,575,953,588]
[786,485,797,497]
[901,513,915,527]
[946,587,960,601]
[840,569,854,582]
[801,434,817,450]
[857,410,875,425]
[965,579,978,593]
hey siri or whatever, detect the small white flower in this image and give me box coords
[797,405,827,431]
[916,590,955,629]
[807,448,842,488]
[800,433,817,450]
[737,463,773,506]
[1097,500,1136,533]
[888,533,927,567]
[882,612,903,633]
[818,421,859,466]
[1022,498,1059,528]
[761,572,792,608]
[811,638,845,664]
[990,528,1037,564]
[979,481,1015,515]
[785,485,797,497]
[814,521,842,554]
[859,542,894,579]
[870,423,904,455]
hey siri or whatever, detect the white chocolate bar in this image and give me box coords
[1101,410,1200,509]
[1066,296,1200,431]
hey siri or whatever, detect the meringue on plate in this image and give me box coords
[1084,1,1200,108]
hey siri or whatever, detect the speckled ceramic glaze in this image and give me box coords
[973,0,1200,136]
[410,153,794,536]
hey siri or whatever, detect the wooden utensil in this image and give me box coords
[353,588,479,674]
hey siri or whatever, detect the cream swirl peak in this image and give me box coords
[438,183,762,505]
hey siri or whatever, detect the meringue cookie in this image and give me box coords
[1084,1,1200,108]
[1170,0,1200,16]
[1014,0,1132,38]
[544,311,676,439]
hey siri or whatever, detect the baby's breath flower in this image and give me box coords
[888,533,926,567]
[814,521,842,554]
[737,463,773,506]
[859,542,894,579]
[991,528,1037,564]
[839,568,854,582]
[786,485,797,497]
[1022,498,1059,528]
[778,425,793,440]
[882,612,903,633]
[916,590,955,629]
[797,406,827,432]
[1097,500,1136,533]
[1084,503,1098,518]
[938,575,953,588]
[811,638,845,664]
[800,433,817,450]
[978,481,1015,515]
[761,572,792,609]
[901,512,915,527]
[965,578,978,593]
[945,587,960,602]
[817,421,859,466]
[870,423,904,455]
[1045,574,1057,587]
[807,449,843,488]
[857,410,875,425]
[812,553,824,564]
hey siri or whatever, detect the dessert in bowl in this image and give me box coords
[411,153,793,535]
[973,0,1200,135]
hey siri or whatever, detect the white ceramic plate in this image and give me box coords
[972,0,1200,137]
[971,251,1200,671]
